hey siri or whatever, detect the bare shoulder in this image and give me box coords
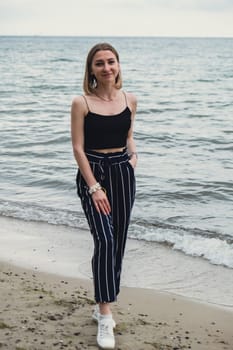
[125,91,137,114]
[71,95,88,118]
[125,91,137,104]
[71,95,85,109]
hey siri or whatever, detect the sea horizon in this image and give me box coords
[1,34,233,38]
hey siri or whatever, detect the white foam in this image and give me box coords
[129,223,233,268]
[174,235,233,267]
[0,216,233,310]
[1,200,233,269]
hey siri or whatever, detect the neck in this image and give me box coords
[94,93,114,102]
[94,88,119,102]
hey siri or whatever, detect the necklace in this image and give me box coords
[94,92,116,102]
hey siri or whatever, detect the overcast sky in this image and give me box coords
[0,0,233,37]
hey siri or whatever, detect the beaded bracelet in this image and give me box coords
[88,182,102,195]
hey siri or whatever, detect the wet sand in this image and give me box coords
[1,261,233,350]
[1,215,233,309]
[0,215,233,349]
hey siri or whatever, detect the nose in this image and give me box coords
[103,63,110,71]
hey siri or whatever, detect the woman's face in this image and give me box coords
[91,50,120,85]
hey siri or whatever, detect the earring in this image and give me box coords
[91,74,97,88]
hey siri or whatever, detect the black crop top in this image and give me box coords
[84,104,131,150]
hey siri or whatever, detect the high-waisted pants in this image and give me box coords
[76,149,136,303]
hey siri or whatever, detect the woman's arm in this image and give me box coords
[71,96,111,214]
[71,96,97,188]
[126,93,138,168]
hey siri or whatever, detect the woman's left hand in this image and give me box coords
[129,157,137,169]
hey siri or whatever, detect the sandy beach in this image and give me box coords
[1,261,233,350]
[1,216,233,349]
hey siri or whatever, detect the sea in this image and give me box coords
[0,36,233,270]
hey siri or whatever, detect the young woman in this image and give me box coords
[71,42,137,349]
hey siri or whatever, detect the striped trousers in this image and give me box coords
[76,148,136,303]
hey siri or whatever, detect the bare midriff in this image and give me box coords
[91,147,125,153]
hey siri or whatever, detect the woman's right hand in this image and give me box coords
[92,189,111,215]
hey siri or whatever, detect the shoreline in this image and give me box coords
[1,215,233,349]
[0,215,233,310]
[1,261,233,350]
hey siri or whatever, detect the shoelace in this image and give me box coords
[99,322,114,338]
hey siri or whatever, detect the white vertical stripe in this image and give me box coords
[119,163,128,261]
[108,165,117,298]
[80,186,103,301]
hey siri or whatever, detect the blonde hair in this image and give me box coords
[83,43,122,95]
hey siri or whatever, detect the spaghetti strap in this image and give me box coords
[82,95,90,111]
[122,91,128,108]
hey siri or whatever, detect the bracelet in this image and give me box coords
[128,152,138,159]
[89,182,102,195]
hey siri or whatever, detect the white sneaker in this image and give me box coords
[97,315,115,349]
[92,304,100,322]
[92,305,116,328]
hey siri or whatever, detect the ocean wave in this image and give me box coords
[188,113,210,118]
[215,145,233,151]
[197,79,220,83]
[0,199,232,269]
[0,200,88,231]
[51,58,74,62]
[2,135,70,148]
[129,220,233,268]
[153,181,233,203]
[149,107,179,113]
[1,149,63,159]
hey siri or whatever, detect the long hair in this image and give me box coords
[83,43,122,95]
